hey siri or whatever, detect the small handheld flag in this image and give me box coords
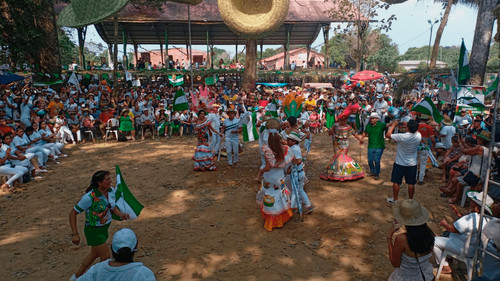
[113,165,144,220]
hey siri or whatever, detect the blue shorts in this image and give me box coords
[391,163,417,185]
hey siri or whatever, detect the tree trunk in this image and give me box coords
[77,27,86,70]
[429,0,453,70]
[469,0,496,85]
[242,38,257,92]
[32,1,61,78]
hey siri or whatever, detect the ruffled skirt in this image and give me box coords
[256,175,293,231]
[320,152,364,181]
[193,144,216,171]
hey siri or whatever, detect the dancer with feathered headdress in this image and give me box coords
[320,104,365,181]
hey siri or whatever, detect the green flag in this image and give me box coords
[113,165,144,221]
[173,89,189,112]
[410,97,444,123]
[458,40,470,85]
[205,75,218,85]
[168,74,184,86]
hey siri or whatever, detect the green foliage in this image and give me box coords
[58,29,78,66]
[487,42,499,72]
[366,33,399,72]
[321,34,351,67]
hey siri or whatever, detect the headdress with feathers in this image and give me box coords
[283,92,305,118]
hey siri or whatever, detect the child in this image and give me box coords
[302,121,312,162]
[221,108,241,167]
[286,132,313,214]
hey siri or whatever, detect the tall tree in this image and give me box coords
[469,0,497,85]
[0,0,61,77]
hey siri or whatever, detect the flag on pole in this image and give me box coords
[410,96,444,123]
[125,71,132,81]
[168,74,184,86]
[113,165,144,220]
[68,72,79,86]
[173,89,189,112]
[242,111,259,142]
[265,95,278,117]
[205,75,218,85]
[458,40,470,85]
[486,76,498,95]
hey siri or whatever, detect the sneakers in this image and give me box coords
[69,274,77,281]
[60,154,68,158]
[36,169,48,173]
[386,197,397,204]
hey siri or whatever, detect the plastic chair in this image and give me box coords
[436,230,486,280]
[141,124,155,140]
[83,129,95,142]
[105,118,119,141]
[461,185,471,207]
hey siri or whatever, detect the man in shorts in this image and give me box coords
[386,119,421,204]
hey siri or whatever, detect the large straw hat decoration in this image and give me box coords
[218,0,290,38]
[58,0,202,27]
[57,0,130,27]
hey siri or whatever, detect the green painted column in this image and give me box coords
[122,29,128,70]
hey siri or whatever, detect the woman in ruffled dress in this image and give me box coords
[256,129,294,231]
[320,108,364,181]
[193,110,221,171]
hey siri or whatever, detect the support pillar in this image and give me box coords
[206,23,210,69]
[322,24,330,68]
[77,27,87,70]
[113,16,118,96]
[285,26,291,70]
[165,29,168,68]
[235,43,238,62]
[306,44,311,68]
[260,41,264,61]
[122,29,128,70]
[209,45,214,69]
[160,43,164,67]
[133,44,138,67]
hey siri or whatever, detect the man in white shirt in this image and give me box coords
[75,228,155,281]
[373,94,388,120]
[207,107,222,156]
[439,116,456,149]
[386,120,421,203]
[221,108,241,167]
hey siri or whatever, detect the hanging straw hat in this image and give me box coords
[392,199,429,226]
[57,0,130,28]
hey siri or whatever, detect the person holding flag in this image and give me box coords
[69,170,131,280]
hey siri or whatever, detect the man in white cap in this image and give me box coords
[453,108,472,127]
[76,228,155,281]
[361,113,390,180]
[373,94,388,121]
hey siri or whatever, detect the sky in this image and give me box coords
[82,0,490,57]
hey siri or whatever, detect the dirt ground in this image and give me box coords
[0,131,468,280]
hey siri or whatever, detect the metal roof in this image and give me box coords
[79,0,359,46]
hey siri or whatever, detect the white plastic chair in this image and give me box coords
[461,185,471,207]
[105,118,119,142]
[436,230,489,280]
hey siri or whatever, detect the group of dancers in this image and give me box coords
[189,92,368,231]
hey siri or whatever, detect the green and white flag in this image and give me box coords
[205,75,218,85]
[458,40,470,85]
[113,165,144,221]
[173,89,189,112]
[168,74,184,86]
[410,96,444,123]
[242,111,259,142]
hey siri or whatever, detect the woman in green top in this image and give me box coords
[118,108,136,141]
[69,170,129,279]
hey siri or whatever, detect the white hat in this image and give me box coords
[392,199,429,226]
[369,112,380,119]
[461,119,470,126]
[112,228,138,253]
[54,95,60,99]
[377,94,384,99]
[435,142,446,149]
[467,191,494,215]
[287,131,302,143]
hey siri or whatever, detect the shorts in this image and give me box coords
[391,163,417,185]
[84,223,110,246]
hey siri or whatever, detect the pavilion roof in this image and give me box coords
[56,0,361,46]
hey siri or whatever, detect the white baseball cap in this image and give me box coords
[112,228,137,253]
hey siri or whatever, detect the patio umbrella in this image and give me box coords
[351,70,383,81]
[0,73,25,85]
[458,96,486,109]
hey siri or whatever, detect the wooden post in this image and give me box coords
[160,43,164,67]
[113,16,118,96]
[133,44,138,67]
[322,24,330,68]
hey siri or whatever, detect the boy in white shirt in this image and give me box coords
[286,132,312,214]
[221,108,241,167]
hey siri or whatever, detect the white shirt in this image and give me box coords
[223,118,240,140]
[390,132,422,166]
[77,259,155,281]
[373,100,388,116]
[207,113,221,132]
[440,125,456,149]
